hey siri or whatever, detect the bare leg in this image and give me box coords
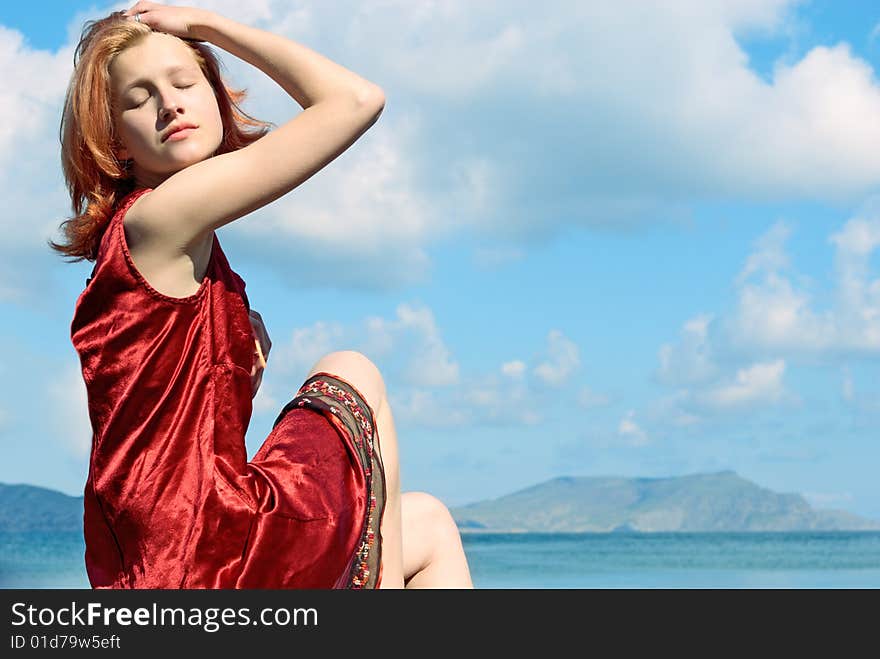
[375,394,405,588]
[373,396,474,588]
[303,351,405,589]
[302,352,471,588]
[401,491,474,588]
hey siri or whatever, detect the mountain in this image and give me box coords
[3,472,879,534]
[449,471,880,533]
[0,483,83,532]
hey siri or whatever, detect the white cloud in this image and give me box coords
[45,363,92,459]
[731,271,835,350]
[190,0,274,24]
[533,329,581,387]
[252,380,280,415]
[355,302,460,388]
[259,301,565,429]
[187,0,880,254]
[0,24,76,302]
[388,0,880,227]
[829,206,880,351]
[653,211,880,394]
[275,312,456,390]
[657,313,719,386]
[577,385,611,409]
[653,359,798,424]
[457,371,542,428]
[390,388,470,429]
[390,376,541,430]
[836,367,880,417]
[501,360,526,379]
[395,304,460,387]
[272,320,347,379]
[735,221,793,286]
[263,301,459,413]
[651,208,880,427]
[618,409,649,446]
[452,156,502,220]
[724,208,880,354]
[697,359,792,409]
[242,114,433,248]
[673,411,702,427]
[645,390,703,429]
[8,0,880,305]
[0,26,71,169]
[830,207,880,257]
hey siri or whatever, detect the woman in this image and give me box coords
[53,1,472,589]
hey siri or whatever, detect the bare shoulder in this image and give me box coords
[123,195,214,299]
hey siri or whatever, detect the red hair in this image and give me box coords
[49,11,275,262]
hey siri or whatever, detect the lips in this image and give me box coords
[162,123,198,142]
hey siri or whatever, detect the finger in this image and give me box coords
[125,9,149,23]
[126,2,155,20]
[124,2,146,15]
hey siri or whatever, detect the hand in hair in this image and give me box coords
[123,1,211,42]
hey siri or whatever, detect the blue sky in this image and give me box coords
[1,1,879,519]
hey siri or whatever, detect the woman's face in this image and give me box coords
[109,32,224,188]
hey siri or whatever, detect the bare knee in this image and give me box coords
[401,492,462,575]
[305,350,386,415]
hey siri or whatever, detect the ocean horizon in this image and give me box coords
[2,530,879,589]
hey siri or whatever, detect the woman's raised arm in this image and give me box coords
[122,1,385,249]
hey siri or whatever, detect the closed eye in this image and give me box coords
[130,84,195,108]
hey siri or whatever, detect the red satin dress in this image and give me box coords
[70,187,385,588]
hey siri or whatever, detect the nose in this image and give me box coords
[158,91,184,123]
[159,104,182,123]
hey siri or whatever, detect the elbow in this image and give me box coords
[356,84,386,114]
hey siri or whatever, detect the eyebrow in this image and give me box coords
[123,65,197,92]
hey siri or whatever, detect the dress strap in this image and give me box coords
[114,187,153,224]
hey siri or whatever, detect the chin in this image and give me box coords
[172,151,213,169]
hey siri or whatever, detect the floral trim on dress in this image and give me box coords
[272,372,386,589]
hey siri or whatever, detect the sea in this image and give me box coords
[2,530,879,589]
